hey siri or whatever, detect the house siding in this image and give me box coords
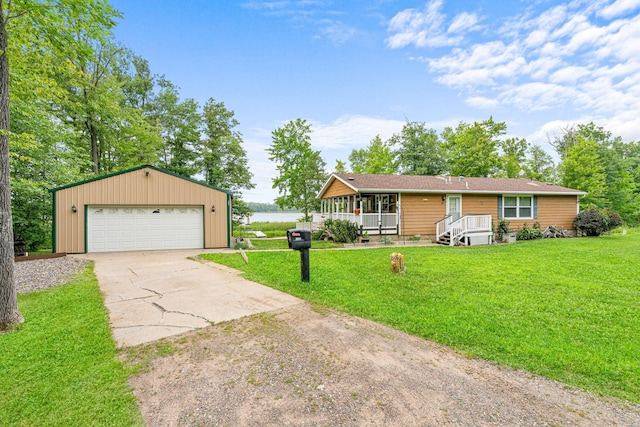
[399,193,579,238]
[54,167,229,253]
[503,195,578,231]
[400,193,447,236]
[323,179,357,198]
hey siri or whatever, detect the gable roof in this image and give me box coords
[49,164,233,195]
[319,173,586,197]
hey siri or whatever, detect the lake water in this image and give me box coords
[244,212,305,224]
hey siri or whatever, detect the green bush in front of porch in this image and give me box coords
[201,230,640,404]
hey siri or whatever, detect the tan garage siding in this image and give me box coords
[400,193,447,236]
[323,179,357,198]
[53,166,230,253]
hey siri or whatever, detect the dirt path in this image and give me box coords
[122,302,640,426]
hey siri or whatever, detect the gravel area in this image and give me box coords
[14,256,88,294]
[124,302,640,427]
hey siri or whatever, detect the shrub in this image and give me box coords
[313,219,359,243]
[516,223,543,241]
[602,209,624,230]
[328,219,359,243]
[574,209,625,237]
[574,209,607,236]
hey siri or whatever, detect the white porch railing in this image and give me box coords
[313,212,398,235]
[436,214,492,246]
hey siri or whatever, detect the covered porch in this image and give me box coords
[314,193,399,235]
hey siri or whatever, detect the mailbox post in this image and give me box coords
[287,229,311,282]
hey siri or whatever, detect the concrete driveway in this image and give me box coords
[77,249,301,347]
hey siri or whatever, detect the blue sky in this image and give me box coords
[110,0,640,203]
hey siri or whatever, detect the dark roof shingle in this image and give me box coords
[326,173,585,195]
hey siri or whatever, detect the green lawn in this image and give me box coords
[201,231,640,403]
[0,264,144,427]
[235,221,297,238]
[248,238,341,250]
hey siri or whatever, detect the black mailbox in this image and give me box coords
[287,229,312,250]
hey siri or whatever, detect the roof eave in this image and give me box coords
[324,187,586,196]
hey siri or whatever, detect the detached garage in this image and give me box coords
[50,165,232,253]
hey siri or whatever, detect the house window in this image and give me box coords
[502,195,533,219]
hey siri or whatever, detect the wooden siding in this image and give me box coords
[54,167,229,253]
[503,195,578,231]
[323,179,357,198]
[400,193,447,236]
[399,193,578,237]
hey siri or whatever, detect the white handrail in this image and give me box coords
[439,214,492,246]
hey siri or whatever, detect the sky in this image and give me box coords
[110,0,640,203]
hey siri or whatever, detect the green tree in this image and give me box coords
[267,118,327,221]
[151,79,200,177]
[523,145,555,182]
[442,117,506,177]
[559,137,607,208]
[499,137,528,178]
[199,98,254,193]
[1,0,120,331]
[393,121,446,175]
[348,135,397,174]
[59,38,161,174]
[334,159,347,173]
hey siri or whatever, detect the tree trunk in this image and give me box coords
[87,120,99,173]
[0,10,24,331]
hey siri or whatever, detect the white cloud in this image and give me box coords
[386,0,464,48]
[548,65,591,84]
[465,96,499,109]
[316,20,357,44]
[311,115,405,150]
[392,0,640,132]
[448,12,481,34]
[599,0,640,19]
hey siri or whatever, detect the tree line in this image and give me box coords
[268,118,640,226]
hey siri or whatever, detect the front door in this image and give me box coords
[446,195,462,220]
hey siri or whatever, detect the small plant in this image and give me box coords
[516,223,543,241]
[380,236,394,245]
[496,219,511,241]
[408,234,421,241]
[234,242,249,250]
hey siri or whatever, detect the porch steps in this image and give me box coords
[437,232,451,245]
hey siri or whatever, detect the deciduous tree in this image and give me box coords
[442,117,505,177]
[199,98,254,193]
[348,135,397,174]
[393,121,446,175]
[267,118,327,221]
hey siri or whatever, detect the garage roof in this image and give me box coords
[49,164,233,195]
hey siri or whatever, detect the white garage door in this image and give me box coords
[87,206,204,253]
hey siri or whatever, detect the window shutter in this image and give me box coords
[498,196,503,219]
[533,196,538,219]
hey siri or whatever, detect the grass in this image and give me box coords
[201,231,640,403]
[0,263,144,427]
[248,238,341,250]
[234,221,297,238]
